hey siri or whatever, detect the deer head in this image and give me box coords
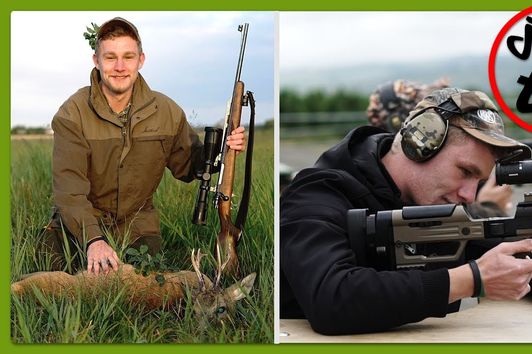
[190,248,256,323]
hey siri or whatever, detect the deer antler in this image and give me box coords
[214,243,231,288]
[191,249,206,291]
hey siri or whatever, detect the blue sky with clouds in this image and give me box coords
[11,11,275,128]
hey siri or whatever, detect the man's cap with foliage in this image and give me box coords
[83,17,142,52]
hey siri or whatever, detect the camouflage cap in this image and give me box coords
[367,78,449,133]
[405,87,532,160]
[97,17,142,50]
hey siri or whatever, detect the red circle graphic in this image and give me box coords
[488,7,532,132]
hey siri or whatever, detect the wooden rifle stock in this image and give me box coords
[216,81,245,276]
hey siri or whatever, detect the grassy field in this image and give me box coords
[10,128,274,343]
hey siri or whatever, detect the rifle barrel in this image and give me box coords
[214,24,249,208]
[234,23,249,85]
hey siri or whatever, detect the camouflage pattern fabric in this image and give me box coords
[404,87,531,161]
[367,78,449,132]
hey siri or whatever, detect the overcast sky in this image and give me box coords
[11,11,275,128]
[12,11,527,128]
[280,11,519,70]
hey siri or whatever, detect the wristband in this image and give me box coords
[468,260,485,298]
[86,235,108,249]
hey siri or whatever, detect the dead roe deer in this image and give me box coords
[11,249,256,322]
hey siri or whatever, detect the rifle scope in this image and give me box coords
[192,127,223,225]
[496,160,532,186]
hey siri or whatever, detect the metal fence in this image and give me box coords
[281,111,532,142]
[280,111,367,140]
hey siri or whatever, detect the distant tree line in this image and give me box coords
[281,88,368,113]
[12,119,274,136]
[11,125,50,135]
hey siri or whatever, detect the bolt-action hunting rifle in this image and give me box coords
[347,157,532,271]
[192,23,255,276]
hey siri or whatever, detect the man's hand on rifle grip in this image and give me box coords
[226,126,246,153]
[448,239,532,303]
[475,239,532,300]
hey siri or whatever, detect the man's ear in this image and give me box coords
[92,53,99,70]
[138,52,145,70]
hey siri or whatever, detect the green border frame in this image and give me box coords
[3,0,532,353]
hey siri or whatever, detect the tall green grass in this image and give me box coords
[10,128,274,343]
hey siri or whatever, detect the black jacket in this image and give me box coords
[280,126,456,335]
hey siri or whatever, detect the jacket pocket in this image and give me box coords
[125,136,169,204]
[130,136,168,167]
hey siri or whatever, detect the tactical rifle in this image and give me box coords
[192,23,255,276]
[347,158,532,271]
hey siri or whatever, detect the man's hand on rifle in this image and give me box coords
[87,239,120,275]
[450,239,532,303]
[226,126,246,153]
[476,239,532,300]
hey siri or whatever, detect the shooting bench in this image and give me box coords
[279,297,532,343]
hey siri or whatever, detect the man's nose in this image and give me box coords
[458,179,479,204]
[114,58,125,71]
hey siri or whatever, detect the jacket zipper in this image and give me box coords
[117,122,129,217]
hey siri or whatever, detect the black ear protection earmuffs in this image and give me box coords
[399,88,531,166]
[400,99,460,162]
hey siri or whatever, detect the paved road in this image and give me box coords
[280,140,338,171]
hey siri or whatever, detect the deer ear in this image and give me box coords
[225,273,256,301]
[203,275,214,289]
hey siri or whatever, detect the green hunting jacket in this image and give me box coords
[51,68,203,246]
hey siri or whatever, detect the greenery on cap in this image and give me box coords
[83,22,100,50]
